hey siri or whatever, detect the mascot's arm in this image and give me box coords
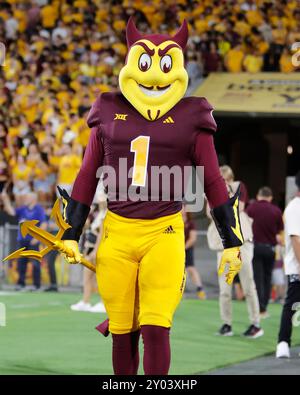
[58,126,104,263]
[194,132,244,284]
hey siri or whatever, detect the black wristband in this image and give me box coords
[210,187,244,249]
[57,186,90,242]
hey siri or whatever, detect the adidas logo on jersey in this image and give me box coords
[163,116,174,124]
[163,225,176,234]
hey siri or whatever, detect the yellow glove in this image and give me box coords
[54,240,82,264]
[218,246,242,285]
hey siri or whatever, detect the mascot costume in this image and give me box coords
[57,17,244,375]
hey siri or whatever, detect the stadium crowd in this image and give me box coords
[0,0,299,209]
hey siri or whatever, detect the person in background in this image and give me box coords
[0,151,8,193]
[1,189,47,291]
[56,143,82,196]
[279,46,296,73]
[44,248,59,292]
[202,41,222,76]
[182,205,206,300]
[185,51,203,87]
[271,245,285,304]
[276,171,300,358]
[224,43,244,72]
[243,48,263,73]
[44,207,59,292]
[247,186,284,319]
[71,185,107,313]
[32,153,51,204]
[12,153,32,206]
[207,166,263,338]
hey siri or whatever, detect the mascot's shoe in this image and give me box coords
[70,300,92,312]
[89,302,106,313]
[276,341,290,358]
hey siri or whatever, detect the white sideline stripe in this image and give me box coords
[10,303,41,309]
[9,302,64,309]
[0,292,19,296]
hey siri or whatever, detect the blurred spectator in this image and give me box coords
[202,42,221,76]
[43,207,59,292]
[243,49,263,73]
[71,189,107,313]
[182,204,206,300]
[280,46,296,73]
[32,153,51,203]
[258,16,273,43]
[271,245,285,304]
[0,151,8,193]
[207,165,263,338]
[4,9,18,40]
[1,190,47,291]
[224,43,244,72]
[186,52,203,87]
[12,153,32,206]
[26,3,40,32]
[44,249,58,292]
[52,20,70,45]
[276,171,300,358]
[57,143,82,196]
[247,186,284,318]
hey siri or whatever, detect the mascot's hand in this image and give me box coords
[54,240,82,264]
[218,247,242,285]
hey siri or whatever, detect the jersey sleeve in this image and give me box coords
[87,95,103,128]
[71,126,104,206]
[193,97,217,134]
[191,97,228,207]
[193,132,229,208]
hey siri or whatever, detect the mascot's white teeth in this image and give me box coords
[139,85,171,97]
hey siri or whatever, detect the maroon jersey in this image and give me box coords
[71,92,229,219]
[246,200,284,246]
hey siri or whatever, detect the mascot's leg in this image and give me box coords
[140,325,170,375]
[96,214,140,375]
[112,330,140,375]
[138,212,185,375]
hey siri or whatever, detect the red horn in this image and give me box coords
[172,20,188,49]
[126,16,143,47]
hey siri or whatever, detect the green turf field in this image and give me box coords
[0,292,299,375]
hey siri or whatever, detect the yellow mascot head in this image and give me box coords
[119,17,189,121]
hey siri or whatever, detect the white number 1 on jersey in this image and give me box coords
[130,135,150,187]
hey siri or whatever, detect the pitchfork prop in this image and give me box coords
[3,199,96,273]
